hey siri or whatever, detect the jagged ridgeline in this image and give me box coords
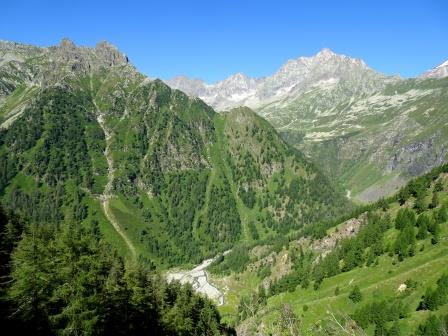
[0,39,349,267]
[167,50,448,203]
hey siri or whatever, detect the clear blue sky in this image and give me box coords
[1,0,447,82]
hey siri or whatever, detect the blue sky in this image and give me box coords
[1,0,447,82]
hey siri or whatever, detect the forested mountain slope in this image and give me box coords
[0,39,348,268]
[206,164,448,335]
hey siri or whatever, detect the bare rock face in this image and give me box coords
[0,40,43,96]
[385,135,447,176]
[53,38,130,71]
[95,41,129,66]
[0,38,140,126]
[55,38,88,73]
[311,214,366,257]
[0,38,133,89]
[165,48,385,111]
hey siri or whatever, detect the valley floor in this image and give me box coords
[166,250,232,306]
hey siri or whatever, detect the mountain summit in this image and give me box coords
[420,59,448,79]
[165,48,383,111]
[0,38,132,98]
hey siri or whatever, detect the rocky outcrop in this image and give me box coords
[95,40,129,66]
[311,214,365,257]
[386,135,447,176]
[0,38,134,92]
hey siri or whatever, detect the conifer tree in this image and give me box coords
[349,285,362,303]
[429,191,439,209]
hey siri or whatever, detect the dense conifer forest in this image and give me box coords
[0,204,234,335]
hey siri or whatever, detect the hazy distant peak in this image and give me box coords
[316,47,336,58]
[420,59,448,79]
[60,38,76,49]
[165,48,383,111]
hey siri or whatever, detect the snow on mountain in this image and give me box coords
[420,59,448,79]
[165,48,384,111]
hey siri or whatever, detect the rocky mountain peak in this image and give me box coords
[313,48,367,69]
[316,47,336,59]
[420,59,448,79]
[165,49,384,111]
[95,40,129,66]
[227,72,249,81]
[219,72,256,89]
[53,38,129,68]
[165,76,207,97]
[60,38,76,50]
[0,39,137,96]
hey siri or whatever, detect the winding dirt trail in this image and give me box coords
[97,112,137,259]
[91,81,137,260]
[96,112,137,260]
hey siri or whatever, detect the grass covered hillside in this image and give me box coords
[0,40,349,270]
[264,77,448,202]
[206,164,448,335]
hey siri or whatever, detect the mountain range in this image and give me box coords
[166,48,388,111]
[1,39,448,336]
[166,50,448,202]
[0,39,348,267]
[420,59,448,79]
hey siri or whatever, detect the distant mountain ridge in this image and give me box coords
[167,50,448,202]
[420,59,448,79]
[166,48,389,111]
[166,51,448,111]
[0,39,348,268]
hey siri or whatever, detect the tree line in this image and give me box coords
[0,204,233,335]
